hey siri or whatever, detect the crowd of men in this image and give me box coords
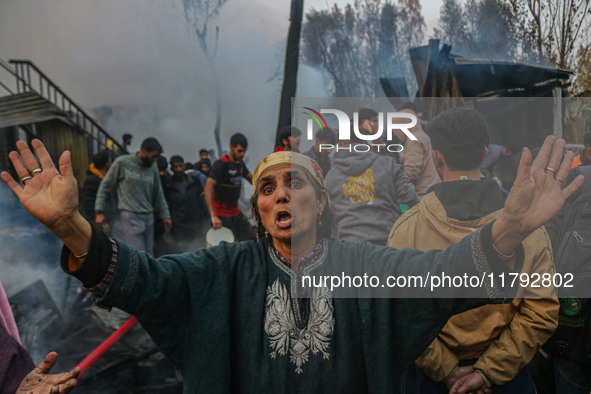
[79,132,255,258]
[81,106,459,259]
[4,104,589,392]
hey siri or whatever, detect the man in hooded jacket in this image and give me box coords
[325,138,418,245]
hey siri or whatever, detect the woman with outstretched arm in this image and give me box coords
[1,136,582,393]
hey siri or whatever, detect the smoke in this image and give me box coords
[0,0,338,360]
[0,0,305,166]
[0,0,450,165]
[0,0,454,375]
[0,186,69,363]
[295,64,331,153]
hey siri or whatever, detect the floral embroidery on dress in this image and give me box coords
[264,278,334,374]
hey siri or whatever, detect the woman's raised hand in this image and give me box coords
[493,136,584,254]
[1,139,91,255]
[1,139,78,230]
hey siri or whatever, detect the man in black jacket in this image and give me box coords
[81,151,112,222]
[164,155,209,253]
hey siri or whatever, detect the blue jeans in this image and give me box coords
[554,357,591,394]
[404,361,536,393]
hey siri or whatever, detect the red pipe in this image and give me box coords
[76,316,137,378]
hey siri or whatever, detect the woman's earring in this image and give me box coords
[264,230,269,237]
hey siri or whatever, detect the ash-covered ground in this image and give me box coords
[1,186,182,392]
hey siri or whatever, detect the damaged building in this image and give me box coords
[381,39,576,188]
[381,39,574,148]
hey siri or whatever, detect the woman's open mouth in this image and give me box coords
[275,211,292,229]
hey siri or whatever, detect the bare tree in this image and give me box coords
[433,0,468,50]
[303,4,361,96]
[506,0,591,90]
[543,0,590,68]
[434,0,522,61]
[302,0,425,97]
[435,0,591,93]
[183,0,229,157]
[574,44,591,94]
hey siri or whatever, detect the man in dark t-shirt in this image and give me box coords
[205,133,255,241]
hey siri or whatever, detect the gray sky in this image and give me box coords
[0,0,443,163]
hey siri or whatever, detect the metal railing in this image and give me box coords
[0,59,18,95]
[7,60,126,154]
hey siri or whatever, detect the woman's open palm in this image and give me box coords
[1,139,79,229]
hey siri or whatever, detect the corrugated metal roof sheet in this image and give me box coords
[451,58,572,97]
[384,40,573,100]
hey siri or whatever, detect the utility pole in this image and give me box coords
[275,0,304,147]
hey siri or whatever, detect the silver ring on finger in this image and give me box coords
[554,176,565,184]
[31,167,43,176]
[21,175,33,184]
[545,166,556,174]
